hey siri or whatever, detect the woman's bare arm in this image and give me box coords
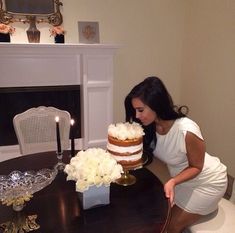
[164,132,205,205]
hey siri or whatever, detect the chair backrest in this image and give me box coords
[13,106,71,155]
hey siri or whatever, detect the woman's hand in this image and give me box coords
[164,178,176,207]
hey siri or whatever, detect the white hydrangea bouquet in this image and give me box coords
[64,148,123,192]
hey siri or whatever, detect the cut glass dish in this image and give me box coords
[0,168,57,211]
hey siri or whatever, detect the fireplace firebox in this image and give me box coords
[0,85,81,146]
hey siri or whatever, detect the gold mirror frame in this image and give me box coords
[0,0,63,26]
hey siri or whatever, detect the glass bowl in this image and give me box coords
[0,168,57,211]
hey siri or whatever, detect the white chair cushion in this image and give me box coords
[189,198,235,232]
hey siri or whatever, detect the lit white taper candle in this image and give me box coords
[55,116,62,154]
[70,119,75,157]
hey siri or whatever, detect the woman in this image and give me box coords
[125,76,227,233]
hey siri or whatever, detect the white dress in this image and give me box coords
[153,117,227,215]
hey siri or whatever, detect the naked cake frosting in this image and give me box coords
[107,122,145,166]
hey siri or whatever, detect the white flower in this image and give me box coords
[49,26,65,36]
[64,148,123,192]
[0,23,15,35]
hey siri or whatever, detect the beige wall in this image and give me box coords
[62,0,186,121]
[9,0,235,175]
[181,0,235,176]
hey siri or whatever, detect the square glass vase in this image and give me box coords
[78,185,110,210]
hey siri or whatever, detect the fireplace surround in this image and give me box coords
[0,43,118,161]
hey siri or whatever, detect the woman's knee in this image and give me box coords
[167,211,186,232]
[167,220,184,233]
[167,205,201,233]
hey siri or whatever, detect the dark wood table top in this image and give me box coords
[0,152,170,233]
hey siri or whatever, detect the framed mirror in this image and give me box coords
[0,0,63,26]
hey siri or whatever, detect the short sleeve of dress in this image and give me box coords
[180,118,204,153]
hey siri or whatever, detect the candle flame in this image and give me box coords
[55,116,59,122]
[71,119,75,125]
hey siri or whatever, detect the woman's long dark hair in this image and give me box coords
[125,76,188,157]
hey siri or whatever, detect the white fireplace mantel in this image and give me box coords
[0,43,119,161]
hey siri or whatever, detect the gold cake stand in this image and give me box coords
[116,153,148,186]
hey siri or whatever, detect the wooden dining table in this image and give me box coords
[0,151,170,233]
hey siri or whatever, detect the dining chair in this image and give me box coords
[13,106,71,155]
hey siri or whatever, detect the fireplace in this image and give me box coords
[0,85,81,146]
[0,43,118,161]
